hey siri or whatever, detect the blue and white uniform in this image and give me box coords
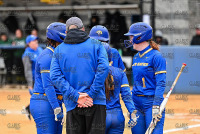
[131,45,166,134]
[106,66,135,134]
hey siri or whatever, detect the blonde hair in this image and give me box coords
[149,39,160,51]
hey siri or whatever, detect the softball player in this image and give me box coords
[105,66,138,134]
[22,35,43,120]
[89,25,126,71]
[124,22,166,134]
[89,25,138,133]
[30,22,66,134]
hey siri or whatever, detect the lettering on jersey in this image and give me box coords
[132,62,149,66]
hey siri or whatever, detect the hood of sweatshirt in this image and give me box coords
[64,29,89,44]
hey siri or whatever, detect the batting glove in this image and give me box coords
[127,110,138,128]
[54,107,63,122]
[152,105,162,121]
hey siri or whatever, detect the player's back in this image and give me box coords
[33,47,61,95]
[106,66,124,110]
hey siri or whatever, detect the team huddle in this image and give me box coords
[22,17,166,134]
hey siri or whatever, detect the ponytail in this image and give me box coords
[149,39,160,51]
[47,38,57,48]
[105,73,114,100]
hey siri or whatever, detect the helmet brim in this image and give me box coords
[124,32,133,36]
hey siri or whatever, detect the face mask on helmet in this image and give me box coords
[124,22,153,48]
[124,40,134,48]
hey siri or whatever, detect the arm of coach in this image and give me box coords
[87,43,109,99]
[50,50,79,103]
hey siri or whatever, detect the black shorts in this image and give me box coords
[66,104,106,134]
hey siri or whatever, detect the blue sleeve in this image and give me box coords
[153,53,166,106]
[120,71,135,113]
[87,43,109,99]
[50,48,79,103]
[39,55,60,109]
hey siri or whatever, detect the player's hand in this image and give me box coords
[61,114,65,125]
[54,107,64,121]
[77,92,93,108]
[128,110,138,128]
[28,86,33,95]
[152,105,162,121]
[29,88,33,95]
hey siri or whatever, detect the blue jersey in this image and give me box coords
[22,47,43,80]
[33,46,62,109]
[106,66,135,114]
[50,38,109,112]
[132,45,166,106]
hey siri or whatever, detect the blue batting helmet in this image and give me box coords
[89,25,109,42]
[124,22,152,48]
[46,22,66,43]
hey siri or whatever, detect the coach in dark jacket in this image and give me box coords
[50,17,109,134]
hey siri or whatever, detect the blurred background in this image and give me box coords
[0,0,200,134]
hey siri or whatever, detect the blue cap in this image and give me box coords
[26,35,38,44]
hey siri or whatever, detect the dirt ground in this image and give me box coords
[0,87,200,134]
